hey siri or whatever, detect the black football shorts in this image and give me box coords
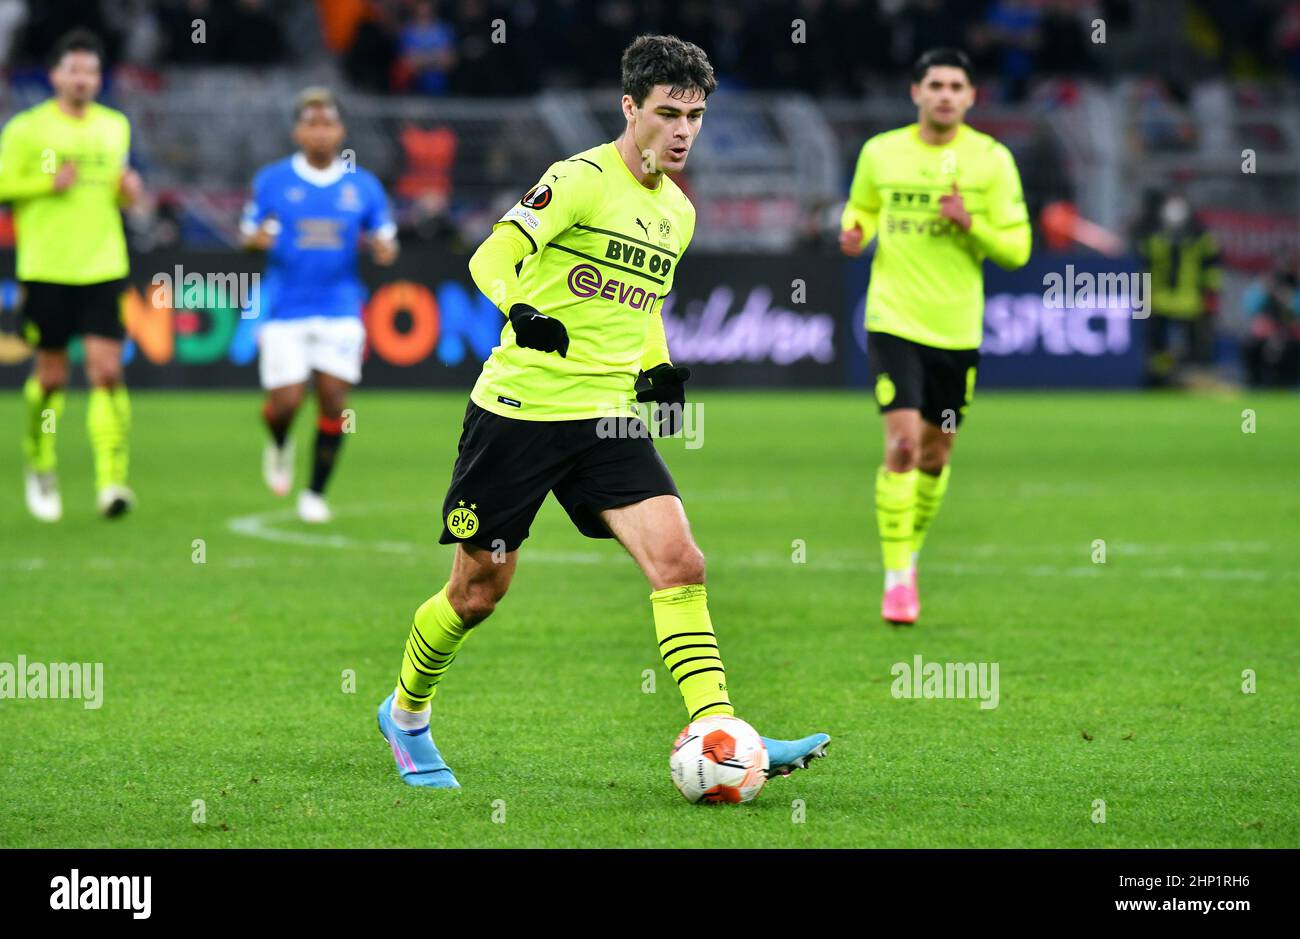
[866,330,980,428]
[439,400,680,553]
[20,279,128,350]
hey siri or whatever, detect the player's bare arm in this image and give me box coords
[370,233,399,265]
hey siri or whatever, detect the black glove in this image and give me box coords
[635,363,691,436]
[509,303,569,357]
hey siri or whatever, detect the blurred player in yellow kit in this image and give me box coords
[840,48,1031,625]
[0,30,143,521]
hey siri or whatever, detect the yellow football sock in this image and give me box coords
[913,465,951,556]
[22,376,64,473]
[651,584,733,721]
[876,466,918,571]
[396,587,469,712]
[86,385,131,489]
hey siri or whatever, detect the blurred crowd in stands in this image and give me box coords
[0,1,1297,386]
[0,0,299,71]
[1,1,1300,99]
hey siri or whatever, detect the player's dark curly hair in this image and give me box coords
[621,34,717,107]
[50,28,104,68]
[912,47,975,85]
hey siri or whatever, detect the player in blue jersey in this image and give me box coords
[241,87,398,523]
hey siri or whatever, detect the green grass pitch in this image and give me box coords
[1,389,1296,848]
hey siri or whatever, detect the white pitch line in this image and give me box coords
[226,506,425,555]
[220,505,1290,583]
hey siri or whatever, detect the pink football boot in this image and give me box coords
[881,581,920,625]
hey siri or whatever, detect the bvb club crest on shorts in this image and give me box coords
[447,500,479,538]
[875,373,896,407]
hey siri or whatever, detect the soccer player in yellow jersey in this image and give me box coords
[0,30,142,521]
[840,48,1031,625]
[377,35,829,789]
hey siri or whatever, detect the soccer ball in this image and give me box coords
[669,715,769,804]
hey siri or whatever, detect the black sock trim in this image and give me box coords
[676,666,725,684]
[397,676,432,703]
[667,655,723,673]
[657,631,716,647]
[689,701,731,720]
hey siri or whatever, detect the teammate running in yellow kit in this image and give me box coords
[2,30,142,521]
[841,48,1032,625]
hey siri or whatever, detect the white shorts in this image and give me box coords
[258,316,366,389]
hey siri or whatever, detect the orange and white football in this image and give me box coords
[669,715,769,804]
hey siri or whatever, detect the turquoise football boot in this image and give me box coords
[377,692,460,789]
[761,733,831,777]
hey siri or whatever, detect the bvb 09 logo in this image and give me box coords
[446,502,478,538]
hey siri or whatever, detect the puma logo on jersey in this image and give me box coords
[635,218,650,237]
